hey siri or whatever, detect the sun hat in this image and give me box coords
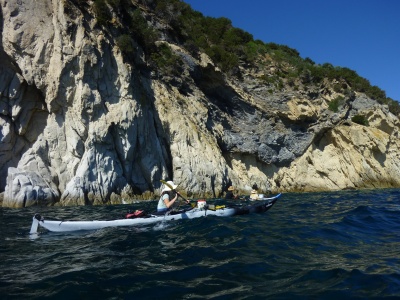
[162,181,178,192]
[228,186,234,191]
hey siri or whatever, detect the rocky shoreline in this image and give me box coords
[1,0,399,207]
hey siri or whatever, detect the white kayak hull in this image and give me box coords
[249,193,282,201]
[30,207,236,233]
[30,194,281,234]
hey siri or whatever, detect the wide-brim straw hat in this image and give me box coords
[228,186,234,191]
[162,181,178,192]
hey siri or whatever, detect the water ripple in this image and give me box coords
[1,189,400,299]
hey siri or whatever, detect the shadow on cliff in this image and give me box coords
[56,32,174,201]
[0,7,49,192]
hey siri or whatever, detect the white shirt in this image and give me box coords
[157,194,169,210]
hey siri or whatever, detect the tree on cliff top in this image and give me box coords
[89,0,399,115]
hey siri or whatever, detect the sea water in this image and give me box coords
[1,189,400,299]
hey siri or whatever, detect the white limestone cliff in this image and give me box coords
[1,0,399,207]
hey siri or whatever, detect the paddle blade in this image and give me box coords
[160,180,174,190]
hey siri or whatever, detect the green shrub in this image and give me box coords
[352,115,369,126]
[207,45,238,72]
[388,99,400,116]
[108,0,121,7]
[130,9,158,53]
[304,57,315,65]
[150,43,181,76]
[116,34,134,54]
[93,0,110,26]
[333,83,342,93]
[328,96,345,112]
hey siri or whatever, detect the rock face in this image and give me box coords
[1,0,399,207]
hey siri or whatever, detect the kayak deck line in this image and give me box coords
[29,194,281,234]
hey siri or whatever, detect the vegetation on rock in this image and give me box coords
[351,115,369,126]
[89,0,399,115]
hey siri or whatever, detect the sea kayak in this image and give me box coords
[30,194,281,234]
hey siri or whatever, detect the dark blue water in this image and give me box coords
[1,189,400,299]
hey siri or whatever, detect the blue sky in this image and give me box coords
[183,0,400,101]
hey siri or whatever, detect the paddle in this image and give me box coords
[160,180,190,204]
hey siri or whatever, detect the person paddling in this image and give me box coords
[250,189,259,200]
[225,186,237,199]
[250,183,259,200]
[157,181,189,213]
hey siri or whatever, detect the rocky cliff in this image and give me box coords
[1,0,399,207]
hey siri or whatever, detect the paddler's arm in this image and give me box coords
[164,193,178,208]
[176,191,190,204]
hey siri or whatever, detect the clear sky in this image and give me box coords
[183,0,400,101]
